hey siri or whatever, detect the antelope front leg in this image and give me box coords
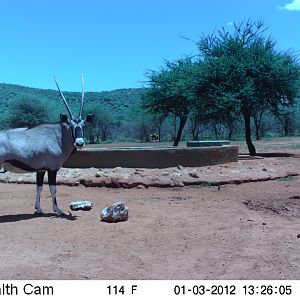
[35,171,46,214]
[48,170,64,216]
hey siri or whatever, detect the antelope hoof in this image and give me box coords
[55,209,64,217]
[34,209,43,215]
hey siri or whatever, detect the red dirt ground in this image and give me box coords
[0,138,300,280]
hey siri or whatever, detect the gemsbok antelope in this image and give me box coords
[0,76,94,216]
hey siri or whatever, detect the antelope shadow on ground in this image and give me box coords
[0,212,77,223]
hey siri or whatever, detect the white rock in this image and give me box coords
[70,201,93,211]
[101,202,128,223]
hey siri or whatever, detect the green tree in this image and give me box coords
[196,20,300,155]
[142,57,197,146]
[8,95,52,128]
[84,103,116,143]
[129,104,157,142]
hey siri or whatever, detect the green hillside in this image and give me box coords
[0,82,145,124]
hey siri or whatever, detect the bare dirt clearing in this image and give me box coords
[0,137,300,280]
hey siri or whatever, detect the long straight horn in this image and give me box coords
[54,76,74,119]
[79,74,84,119]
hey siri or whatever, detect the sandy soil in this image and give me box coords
[0,155,299,279]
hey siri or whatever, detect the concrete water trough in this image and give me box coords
[63,145,238,169]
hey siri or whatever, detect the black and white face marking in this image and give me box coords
[55,76,94,150]
[70,118,85,149]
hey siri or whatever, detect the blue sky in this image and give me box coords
[0,0,299,92]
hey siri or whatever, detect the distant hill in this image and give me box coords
[0,83,145,119]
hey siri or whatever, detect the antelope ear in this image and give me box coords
[85,114,95,124]
[60,114,69,124]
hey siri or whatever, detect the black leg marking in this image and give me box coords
[35,171,46,215]
[48,170,58,186]
[37,171,46,186]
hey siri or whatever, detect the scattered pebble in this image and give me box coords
[188,171,199,178]
[136,184,146,189]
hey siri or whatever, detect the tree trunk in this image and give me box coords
[227,120,233,141]
[228,127,232,141]
[243,111,256,156]
[190,116,201,140]
[254,118,261,140]
[173,116,187,146]
[158,117,163,142]
[253,110,264,141]
[194,130,199,141]
[212,121,219,139]
[283,118,289,136]
[283,115,293,136]
[101,125,108,141]
[172,116,177,140]
[255,127,261,140]
[191,124,197,140]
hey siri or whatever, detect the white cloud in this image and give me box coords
[279,0,300,11]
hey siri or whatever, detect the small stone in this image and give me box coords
[297,233,300,238]
[262,222,266,225]
[188,171,199,178]
[113,167,123,172]
[101,202,128,223]
[262,168,267,171]
[70,201,93,211]
[177,165,184,170]
[136,184,146,189]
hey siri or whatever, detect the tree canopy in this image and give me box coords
[8,96,52,128]
[142,57,198,145]
[196,20,300,155]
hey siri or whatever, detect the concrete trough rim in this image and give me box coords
[82,145,234,151]
[64,145,239,169]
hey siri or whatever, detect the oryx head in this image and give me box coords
[54,75,94,149]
